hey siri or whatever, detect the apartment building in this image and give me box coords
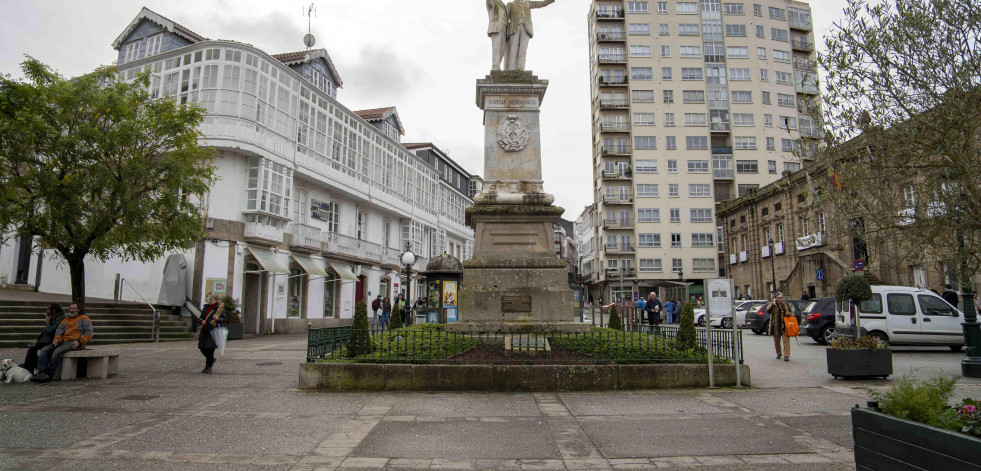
[587,0,818,303]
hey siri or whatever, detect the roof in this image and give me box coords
[271,49,344,88]
[112,7,206,49]
[353,106,404,135]
[401,142,433,150]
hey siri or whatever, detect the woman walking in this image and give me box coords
[381,297,392,329]
[767,292,794,361]
[198,293,226,374]
[23,304,65,374]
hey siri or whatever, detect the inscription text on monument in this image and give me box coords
[484,95,540,110]
[501,295,533,312]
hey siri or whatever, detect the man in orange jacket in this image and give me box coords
[32,303,93,382]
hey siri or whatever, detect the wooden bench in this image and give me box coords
[53,349,120,380]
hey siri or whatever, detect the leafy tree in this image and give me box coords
[389,302,404,330]
[606,304,622,331]
[676,302,696,350]
[819,0,981,292]
[348,300,373,358]
[0,58,214,307]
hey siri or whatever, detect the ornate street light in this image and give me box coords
[768,238,777,299]
[400,241,416,324]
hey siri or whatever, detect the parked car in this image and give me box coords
[745,300,808,334]
[834,285,964,350]
[707,300,768,329]
[801,297,836,344]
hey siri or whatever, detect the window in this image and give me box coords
[633,113,656,125]
[727,46,749,58]
[784,161,801,172]
[737,184,759,196]
[680,45,702,58]
[919,295,957,317]
[768,7,786,20]
[736,160,758,173]
[123,40,140,63]
[689,184,711,197]
[684,113,706,126]
[632,90,655,102]
[638,208,660,222]
[756,25,765,38]
[779,116,797,129]
[664,113,676,126]
[757,47,767,60]
[630,45,652,57]
[659,23,670,35]
[760,69,769,82]
[636,159,658,172]
[670,209,681,223]
[692,233,714,247]
[635,136,657,149]
[661,45,672,57]
[245,157,293,219]
[753,4,762,16]
[663,89,674,103]
[668,183,679,197]
[775,71,793,85]
[146,34,162,57]
[356,211,367,240]
[691,208,713,222]
[657,2,668,14]
[770,28,788,42]
[766,137,775,150]
[683,90,705,103]
[729,68,750,81]
[672,258,683,273]
[764,114,773,127]
[666,136,677,149]
[887,293,916,316]
[678,23,700,35]
[732,113,754,126]
[639,233,661,247]
[294,188,309,224]
[627,1,649,13]
[768,160,777,173]
[723,3,744,15]
[734,136,756,149]
[639,258,663,272]
[629,23,652,35]
[637,184,659,197]
[671,233,682,247]
[761,91,771,104]
[681,67,703,80]
[781,138,798,152]
[725,24,747,37]
[631,67,653,80]
[667,159,678,173]
[693,258,715,272]
[687,159,709,172]
[686,136,708,150]
[731,91,752,103]
[661,67,673,80]
[773,50,791,63]
[777,93,795,107]
[677,2,698,14]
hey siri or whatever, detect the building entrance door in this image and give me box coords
[15,234,32,285]
[244,262,262,335]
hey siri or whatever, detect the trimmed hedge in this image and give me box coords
[550,327,725,364]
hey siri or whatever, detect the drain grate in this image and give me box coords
[256,362,282,366]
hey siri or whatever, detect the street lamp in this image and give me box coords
[400,241,416,324]
[618,266,625,305]
[768,238,777,299]
[678,268,686,305]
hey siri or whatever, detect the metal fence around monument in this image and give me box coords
[306,324,743,364]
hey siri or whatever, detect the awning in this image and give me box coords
[291,254,328,277]
[328,262,359,282]
[246,247,290,274]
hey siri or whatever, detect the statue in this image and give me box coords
[485,0,556,71]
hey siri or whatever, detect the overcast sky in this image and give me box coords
[1,0,850,220]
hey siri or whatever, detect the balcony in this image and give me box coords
[604,243,635,255]
[381,247,402,267]
[729,253,738,265]
[600,122,631,133]
[322,232,383,263]
[599,169,632,181]
[794,58,817,73]
[598,99,629,109]
[288,223,322,253]
[602,194,633,205]
[761,245,771,258]
[597,53,627,64]
[789,18,813,31]
[244,221,284,246]
[595,10,625,20]
[710,122,731,132]
[603,217,634,230]
[792,39,814,52]
[739,251,748,262]
[598,76,629,87]
[774,241,785,255]
[712,147,733,155]
[605,268,636,280]
[596,31,626,41]
[601,145,631,156]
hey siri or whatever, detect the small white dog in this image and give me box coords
[1,358,33,383]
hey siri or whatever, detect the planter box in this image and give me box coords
[852,408,981,471]
[827,348,892,379]
[227,323,244,340]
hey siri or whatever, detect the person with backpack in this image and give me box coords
[371,295,381,326]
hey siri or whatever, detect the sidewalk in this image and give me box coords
[0,334,864,470]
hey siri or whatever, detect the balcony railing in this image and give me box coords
[595,10,625,20]
[604,244,635,254]
[794,58,817,73]
[601,145,631,156]
[712,147,733,155]
[598,99,629,109]
[244,221,284,245]
[597,31,626,41]
[792,39,814,52]
[597,54,627,64]
[603,217,634,229]
[600,169,631,180]
[598,76,629,87]
[322,232,383,263]
[602,194,634,205]
[710,122,731,132]
[289,223,322,253]
[600,122,631,132]
[789,18,813,31]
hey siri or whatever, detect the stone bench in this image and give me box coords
[53,349,120,380]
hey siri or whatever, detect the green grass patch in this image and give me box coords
[549,327,729,364]
[320,324,477,363]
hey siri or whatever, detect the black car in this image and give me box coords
[801,297,836,344]
[745,300,808,335]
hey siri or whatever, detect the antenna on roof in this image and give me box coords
[303,3,317,49]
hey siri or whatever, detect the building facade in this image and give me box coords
[0,8,475,334]
[587,0,818,304]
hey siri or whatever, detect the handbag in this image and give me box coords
[210,326,229,356]
[784,315,800,337]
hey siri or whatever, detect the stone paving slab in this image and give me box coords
[0,411,157,449]
[391,393,540,418]
[352,418,561,460]
[775,415,856,449]
[558,392,726,417]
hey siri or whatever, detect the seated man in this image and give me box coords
[32,303,93,382]
[22,304,65,374]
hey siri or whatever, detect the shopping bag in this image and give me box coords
[784,316,800,337]
[210,326,229,356]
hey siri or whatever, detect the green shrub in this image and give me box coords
[220,296,241,324]
[829,335,887,350]
[389,302,404,330]
[550,328,720,364]
[869,374,958,428]
[607,304,623,331]
[836,274,872,304]
[676,302,696,351]
[347,300,373,358]
[347,327,476,362]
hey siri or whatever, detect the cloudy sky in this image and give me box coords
[1,0,850,220]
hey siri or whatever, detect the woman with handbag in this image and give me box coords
[198,293,226,374]
[766,292,795,361]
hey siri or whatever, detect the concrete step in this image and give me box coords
[0,312,183,321]
[0,336,196,349]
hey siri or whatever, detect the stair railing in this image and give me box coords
[118,278,158,343]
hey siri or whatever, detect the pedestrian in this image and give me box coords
[974,291,980,314]
[381,297,391,329]
[766,292,794,361]
[800,291,810,301]
[31,302,93,382]
[942,284,959,308]
[22,304,65,375]
[197,293,226,374]
[634,296,646,327]
[663,298,676,324]
[646,292,662,331]
[371,295,381,326]
[673,300,681,323]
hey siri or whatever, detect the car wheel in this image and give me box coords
[722,318,733,329]
[751,328,765,335]
[949,345,963,352]
[696,317,706,326]
[819,325,836,345]
[867,331,889,344]
[762,321,770,335]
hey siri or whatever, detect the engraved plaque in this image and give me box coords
[502,295,532,312]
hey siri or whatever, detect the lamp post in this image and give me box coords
[768,238,777,298]
[678,268,686,306]
[618,266,625,305]
[400,241,416,324]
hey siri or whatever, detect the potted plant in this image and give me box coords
[221,296,244,340]
[852,375,980,470]
[827,274,892,379]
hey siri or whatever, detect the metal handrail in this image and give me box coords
[119,278,159,343]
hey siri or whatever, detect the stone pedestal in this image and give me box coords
[454,71,584,332]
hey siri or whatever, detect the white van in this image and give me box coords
[835,285,964,350]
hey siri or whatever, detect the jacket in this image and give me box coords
[766,301,793,336]
[506,0,554,36]
[54,314,94,347]
[198,302,225,350]
[371,298,381,310]
[487,0,508,34]
[942,290,959,308]
[663,301,676,315]
[37,312,66,346]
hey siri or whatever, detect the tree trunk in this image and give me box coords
[66,255,86,311]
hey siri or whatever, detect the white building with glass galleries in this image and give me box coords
[0,8,475,333]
